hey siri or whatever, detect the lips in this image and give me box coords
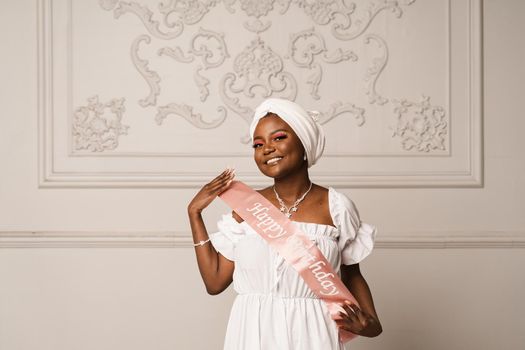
[265,156,283,165]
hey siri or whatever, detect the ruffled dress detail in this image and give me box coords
[209,187,376,350]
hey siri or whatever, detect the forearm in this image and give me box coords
[343,265,382,337]
[188,210,232,294]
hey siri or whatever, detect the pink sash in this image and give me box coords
[219,181,359,343]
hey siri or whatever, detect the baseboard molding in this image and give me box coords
[1,230,524,249]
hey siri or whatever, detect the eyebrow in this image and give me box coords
[253,129,288,141]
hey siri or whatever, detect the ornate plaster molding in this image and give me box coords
[391,96,447,152]
[239,0,275,18]
[112,1,184,40]
[243,19,272,34]
[72,96,129,152]
[288,27,357,100]
[99,0,119,11]
[219,37,298,137]
[37,0,484,187]
[158,0,215,25]
[130,35,162,107]
[100,0,448,152]
[158,46,194,63]
[159,28,228,102]
[194,65,211,101]
[331,0,416,41]
[364,34,388,105]
[317,100,365,127]
[156,103,227,128]
[188,28,229,69]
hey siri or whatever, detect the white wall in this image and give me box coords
[1,0,524,349]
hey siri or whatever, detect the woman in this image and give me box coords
[188,98,382,349]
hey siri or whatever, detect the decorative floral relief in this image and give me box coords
[243,19,272,34]
[306,63,322,100]
[295,0,354,26]
[317,100,366,127]
[130,35,162,107]
[236,0,292,18]
[239,0,275,18]
[158,46,195,63]
[391,96,447,152]
[189,28,230,69]
[73,96,129,152]
[288,28,357,68]
[222,0,237,13]
[294,0,416,41]
[159,28,228,101]
[363,34,388,105]
[158,0,217,25]
[219,37,297,134]
[99,0,119,11]
[331,0,416,41]
[156,103,227,128]
[275,0,292,14]
[159,28,228,68]
[113,2,184,40]
[105,0,293,33]
[194,65,211,101]
[288,28,357,99]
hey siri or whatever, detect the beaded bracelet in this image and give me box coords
[193,238,211,247]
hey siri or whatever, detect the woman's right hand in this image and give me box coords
[187,168,236,215]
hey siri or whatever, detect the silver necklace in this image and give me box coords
[273,182,313,218]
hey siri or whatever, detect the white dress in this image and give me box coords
[210,187,376,350]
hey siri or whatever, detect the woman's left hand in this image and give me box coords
[335,301,378,336]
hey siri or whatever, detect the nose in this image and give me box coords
[263,143,275,155]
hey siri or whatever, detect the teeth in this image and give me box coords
[266,157,283,165]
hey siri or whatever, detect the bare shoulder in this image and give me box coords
[311,183,329,201]
[307,184,333,226]
[256,186,273,196]
[314,183,329,193]
[254,186,278,203]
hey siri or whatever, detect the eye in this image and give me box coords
[252,142,263,149]
[273,133,287,141]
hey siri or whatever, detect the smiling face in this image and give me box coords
[252,113,306,179]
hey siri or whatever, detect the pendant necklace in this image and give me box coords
[273,182,313,218]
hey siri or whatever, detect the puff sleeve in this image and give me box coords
[330,188,377,265]
[209,213,245,261]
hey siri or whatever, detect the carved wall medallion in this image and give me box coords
[220,36,298,137]
[73,96,129,152]
[239,0,275,18]
[391,96,447,152]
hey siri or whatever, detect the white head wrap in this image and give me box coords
[250,98,325,168]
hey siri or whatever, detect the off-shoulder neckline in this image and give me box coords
[231,186,339,229]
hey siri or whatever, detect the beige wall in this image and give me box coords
[1,0,524,349]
